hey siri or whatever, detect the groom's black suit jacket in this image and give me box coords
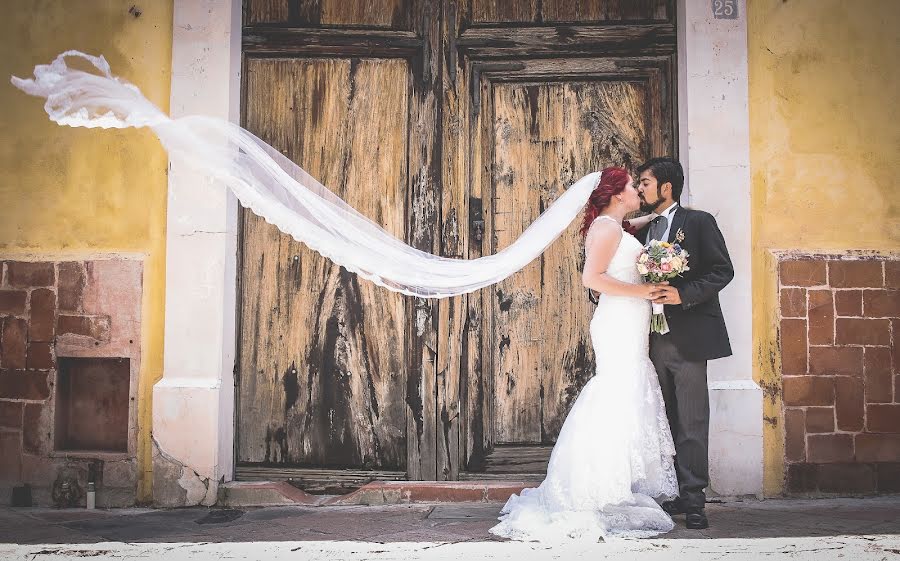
[635,206,734,361]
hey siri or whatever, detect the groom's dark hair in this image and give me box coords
[636,157,685,202]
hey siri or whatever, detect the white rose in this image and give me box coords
[637,263,649,275]
[669,256,683,270]
[638,253,649,264]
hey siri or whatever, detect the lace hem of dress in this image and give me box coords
[487,356,678,542]
[489,491,675,542]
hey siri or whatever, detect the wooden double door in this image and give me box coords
[236,0,676,490]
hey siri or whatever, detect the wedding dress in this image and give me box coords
[489,215,678,542]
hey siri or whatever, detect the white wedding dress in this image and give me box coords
[489,215,678,542]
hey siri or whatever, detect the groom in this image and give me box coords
[635,157,734,530]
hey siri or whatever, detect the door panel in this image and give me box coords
[491,81,650,445]
[238,58,410,470]
[455,59,674,474]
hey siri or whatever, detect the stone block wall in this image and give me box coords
[778,254,900,494]
[0,259,142,507]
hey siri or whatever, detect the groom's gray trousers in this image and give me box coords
[650,332,709,510]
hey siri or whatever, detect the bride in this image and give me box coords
[489,167,678,542]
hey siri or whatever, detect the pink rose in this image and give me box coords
[661,263,672,273]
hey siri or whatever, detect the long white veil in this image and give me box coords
[12,51,600,298]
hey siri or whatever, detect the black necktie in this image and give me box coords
[650,215,668,241]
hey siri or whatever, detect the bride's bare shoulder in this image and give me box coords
[585,217,623,253]
[588,216,623,236]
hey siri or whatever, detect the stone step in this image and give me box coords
[218,480,538,507]
[217,481,323,507]
[325,481,537,506]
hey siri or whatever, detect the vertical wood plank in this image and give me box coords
[239,58,410,469]
[246,0,290,24]
[471,0,538,23]
[619,0,671,21]
[470,64,496,463]
[318,0,408,28]
[443,0,488,473]
[541,0,577,22]
[648,68,665,159]
[405,0,442,480]
[536,85,589,441]
[491,85,542,443]
[434,0,465,481]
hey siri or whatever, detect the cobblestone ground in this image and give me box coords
[1,497,898,560]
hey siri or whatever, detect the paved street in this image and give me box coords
[1,497,898,560]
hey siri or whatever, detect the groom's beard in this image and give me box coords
[639,197,665,214]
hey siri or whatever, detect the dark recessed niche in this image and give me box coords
[55,357,130,453]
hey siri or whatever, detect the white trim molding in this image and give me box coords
[153,0,242,506]
[679,0,762,496]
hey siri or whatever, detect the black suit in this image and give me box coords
[637,205,734,510]
[636,207,734,361]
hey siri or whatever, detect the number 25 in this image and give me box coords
[713,0,736,17]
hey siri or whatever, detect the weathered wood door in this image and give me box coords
[237,0,676,487]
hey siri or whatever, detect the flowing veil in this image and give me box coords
[12,51,600,298]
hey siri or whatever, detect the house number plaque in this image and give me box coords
[712,0,738,19]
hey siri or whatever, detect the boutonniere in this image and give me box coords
[675,228,685,243]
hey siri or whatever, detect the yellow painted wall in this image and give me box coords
[0,1,173,502]
[749,0,900,495]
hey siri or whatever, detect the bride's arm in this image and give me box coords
[582,222,666,300]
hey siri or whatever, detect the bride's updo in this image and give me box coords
[580,166,637,237]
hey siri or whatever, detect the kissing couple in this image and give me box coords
[491,157,734,542]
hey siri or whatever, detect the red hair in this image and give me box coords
[580,167,636,237]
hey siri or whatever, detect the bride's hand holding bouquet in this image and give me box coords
[637,240,690,334]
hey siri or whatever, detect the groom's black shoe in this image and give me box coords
[661,497,688,516]
[685,508,709,530]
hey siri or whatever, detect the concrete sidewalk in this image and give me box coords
[1,496,898,560]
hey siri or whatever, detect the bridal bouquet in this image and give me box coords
[637,240,690,334]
